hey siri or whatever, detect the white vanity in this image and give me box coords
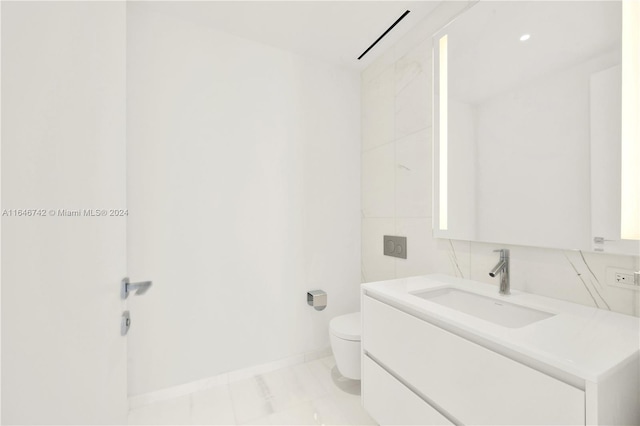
[361,274,640,425]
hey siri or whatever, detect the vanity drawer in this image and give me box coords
[363,355,454,426]
[363,296,585,425]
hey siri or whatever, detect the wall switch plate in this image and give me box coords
[383,235,407,259]
[607,267,640,290]
[615,272,635,285]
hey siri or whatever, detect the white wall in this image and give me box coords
[361,1,640,317]
[126,4,361,396]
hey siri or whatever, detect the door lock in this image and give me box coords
[121,311,131,336]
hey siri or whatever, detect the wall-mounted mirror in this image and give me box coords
[433,1,639,256]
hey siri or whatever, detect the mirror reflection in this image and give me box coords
[434,1,639,255]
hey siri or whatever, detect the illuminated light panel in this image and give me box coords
[621,0,640,240]
[439,35,448,231]
[519,34,531,41]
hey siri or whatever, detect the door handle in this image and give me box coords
[121,277,153,299]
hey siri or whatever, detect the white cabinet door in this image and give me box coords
[363,356,454,425]
[363,296,586,426]
[2,2,128,424]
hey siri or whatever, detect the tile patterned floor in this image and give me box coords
[128,356,376,425]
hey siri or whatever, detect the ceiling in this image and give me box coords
[136,1,442,70]
[446,1,622,104]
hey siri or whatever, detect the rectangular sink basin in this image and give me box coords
[413,287,555,328]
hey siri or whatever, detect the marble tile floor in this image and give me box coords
[128,356,376,425]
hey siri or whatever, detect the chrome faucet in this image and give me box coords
[489,249,510,295]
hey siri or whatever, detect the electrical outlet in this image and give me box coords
[615,272,635,285]
[607,267,640,290]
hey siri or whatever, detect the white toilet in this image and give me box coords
[329,312,361,380]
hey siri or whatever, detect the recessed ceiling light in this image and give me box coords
[520,34,531,41]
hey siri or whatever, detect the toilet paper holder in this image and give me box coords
[307,290,327,311]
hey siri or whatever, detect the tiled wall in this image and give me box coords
[361,1,640,317]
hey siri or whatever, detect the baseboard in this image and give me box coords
[128,347,333,410]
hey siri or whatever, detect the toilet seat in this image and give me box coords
[330,312,360,341]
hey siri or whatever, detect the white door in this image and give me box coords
[1,2,128,424]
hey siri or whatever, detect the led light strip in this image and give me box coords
[439,35,448,231]
[621,0,640,240]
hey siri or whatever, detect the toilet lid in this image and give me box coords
[330,312,360,341]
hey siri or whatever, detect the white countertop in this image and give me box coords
[362,274,640,383]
